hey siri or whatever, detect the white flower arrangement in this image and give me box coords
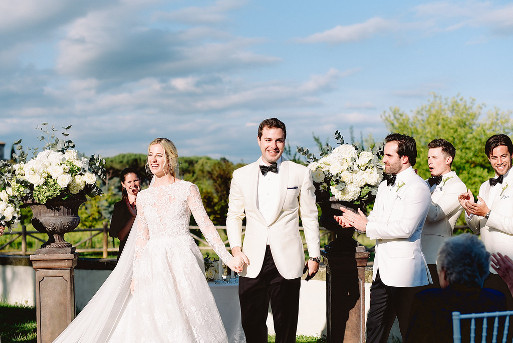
[0,124,105,228]
[298,131,383,205]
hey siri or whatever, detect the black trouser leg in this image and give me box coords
[238,246,301,343]
[366,272,396,343]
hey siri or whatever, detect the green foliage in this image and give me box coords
[382,93,513,194]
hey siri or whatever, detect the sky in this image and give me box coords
[1,0,512,163]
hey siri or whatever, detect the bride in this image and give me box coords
[54,138,244,342]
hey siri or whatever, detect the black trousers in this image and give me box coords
[239,246,301,343]
[366,271,421,343]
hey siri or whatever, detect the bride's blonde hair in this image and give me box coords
[147,138,179,177]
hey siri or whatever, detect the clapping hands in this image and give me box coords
[334,207,368,233]
[458,190,490,217]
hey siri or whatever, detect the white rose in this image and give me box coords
[48,151,64,165]
[365,169,381,186]
[57,174,72,188]
[308,162,319,171]
[0,190,8,202]
[340,171,353,184]
[6,187,13,196]
[0,201,6,213]
[83,172,96,185]
[312,170,325,183]
[26,173,45,186]
[3,205,15,221]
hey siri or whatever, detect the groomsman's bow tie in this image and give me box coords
[489,175,504,186]
[428,175,443,187]
[260,163,278,176]
[383,173,396,186]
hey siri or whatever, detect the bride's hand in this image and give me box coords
[228,255,245,273]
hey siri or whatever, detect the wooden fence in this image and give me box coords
[0,225,335,258]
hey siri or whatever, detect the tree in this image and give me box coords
[382,93,513,196]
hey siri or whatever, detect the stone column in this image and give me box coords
[30,253,78,343]
[323,236,370,343]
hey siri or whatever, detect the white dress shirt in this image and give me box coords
[258,157,282,225]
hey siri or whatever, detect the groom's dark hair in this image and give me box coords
[485,134,513,157]
[428,138,456,163]
[258,118,286,139]
[385,133,417,167]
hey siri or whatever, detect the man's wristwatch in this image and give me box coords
[485,211,491,219]
[309,257,321,263]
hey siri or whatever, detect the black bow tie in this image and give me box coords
[383,173,396,186]
[489,175,504,186]
[260,163,278,176]
[428,175,443,187]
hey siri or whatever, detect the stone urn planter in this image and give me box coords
[316,188,370,343]
[28,195,86,254]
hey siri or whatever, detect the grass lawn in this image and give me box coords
[0,302,36,343]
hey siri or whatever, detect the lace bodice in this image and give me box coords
[133,180,233,265]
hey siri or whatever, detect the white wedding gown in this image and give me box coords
[54,180,234,342]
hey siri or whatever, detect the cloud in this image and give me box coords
[154,0,247,25]
[297,17,399,44]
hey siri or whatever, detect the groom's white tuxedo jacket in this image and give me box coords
[366,167,432,287]
[226,159,320,279]
[466,169,513,273]
[421,171,467,264]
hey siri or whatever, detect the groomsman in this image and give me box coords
[226,118,320,343]
[422,139,466,287]
[336,133,431,343]
[459,133,513,309]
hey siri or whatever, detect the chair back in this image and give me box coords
[452,310,513,343]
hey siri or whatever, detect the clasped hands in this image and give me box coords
[458,190,489,217]
[334,207,368,233]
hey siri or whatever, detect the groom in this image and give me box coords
[226,118,320,343]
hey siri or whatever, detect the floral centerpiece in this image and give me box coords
[0,124,105,250]
[298,131,383,209]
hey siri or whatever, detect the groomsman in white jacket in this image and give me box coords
[459,134,513,309]
[226,118,320,343]
[336,133,431,343]
[422,139,466,287]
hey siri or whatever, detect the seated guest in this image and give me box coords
[109,168,141,259]
[406,234,506,343]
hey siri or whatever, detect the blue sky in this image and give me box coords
[0,0,512,163]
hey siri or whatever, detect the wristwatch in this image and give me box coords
[485,211,491,219]
[309,257,321,263]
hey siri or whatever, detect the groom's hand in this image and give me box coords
[231,246,250,266]
[305,259,319,281]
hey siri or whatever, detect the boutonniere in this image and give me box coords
[438,176,453,191]
[396,181,405,192]
[501,183,509,197]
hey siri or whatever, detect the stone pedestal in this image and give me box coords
[30,253,78,343]
[323,242,370,343]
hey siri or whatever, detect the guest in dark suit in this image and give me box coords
[406,234,506,343]
[109,168,141,259]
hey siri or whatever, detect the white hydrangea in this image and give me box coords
[64,150,78,161]
[357,151,374,167]
[57,174,72,188]
[47,165,64,179]
[364,169,381,186]
[69,175,86,194]
[308,162,319,171]
[332,144,358,159]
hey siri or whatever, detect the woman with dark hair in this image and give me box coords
[109,168,141,259]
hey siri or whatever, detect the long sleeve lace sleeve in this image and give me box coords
[187,184,234,265]
[132,201,149,290]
